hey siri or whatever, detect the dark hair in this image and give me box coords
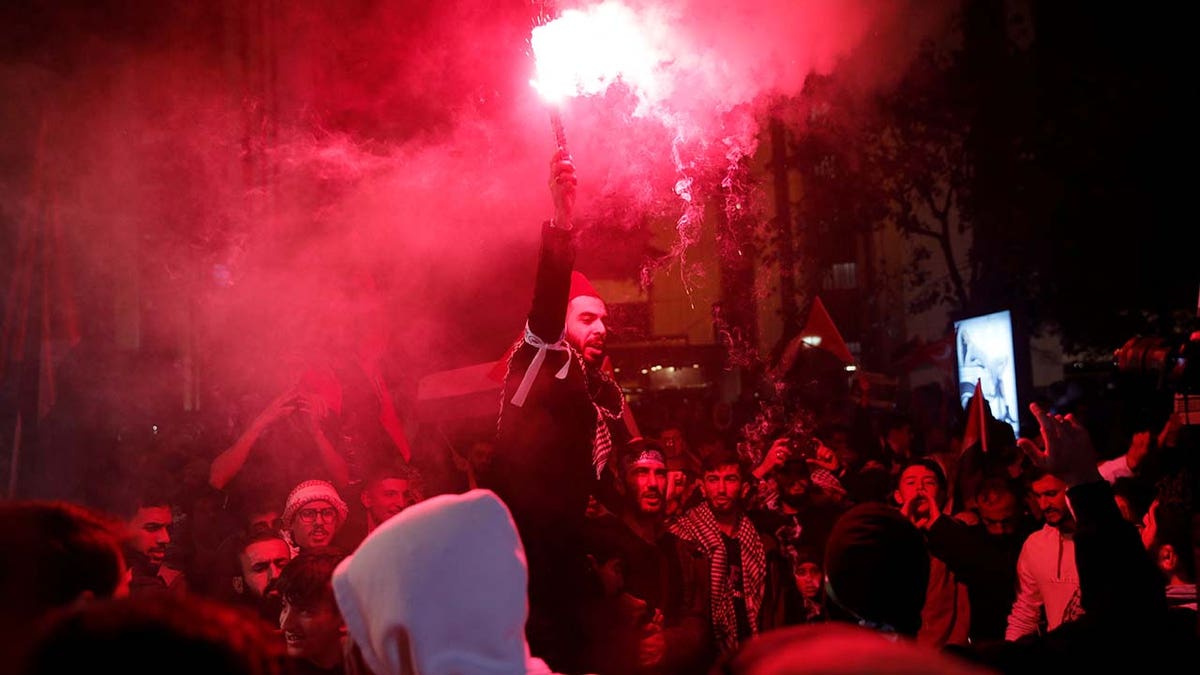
[0,501,126,615]
[21,594,283,675]
[701,450,746,476]
[895,458,948,496]
[363,458,423,488]
[1150,499,1196,584]
[976,475,1020,501]
[824,504,929,637]
[111,483,175,521]
[235,531,290,558]
[1110,477,1153,522]
[276,547,348,610]
[790,544,823,569]
[1023,465,1055,488]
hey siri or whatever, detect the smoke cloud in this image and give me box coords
[0,0,955,486]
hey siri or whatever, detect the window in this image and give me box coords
[824,262,857,290]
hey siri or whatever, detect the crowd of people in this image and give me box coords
[1,152,1196,674]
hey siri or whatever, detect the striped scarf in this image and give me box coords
[671,503,766,653]
[576,347,624,477]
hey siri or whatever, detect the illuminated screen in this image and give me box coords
[954,310,1020,437]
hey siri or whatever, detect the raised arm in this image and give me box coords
[527,151,578,342]
[295,390,351,488]
[209,388,297,490]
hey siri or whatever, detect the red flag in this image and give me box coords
[774,297,854,377]
[960,379,990,453]
[799,296,853,363]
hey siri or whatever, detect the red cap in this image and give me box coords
[569,271,601,302]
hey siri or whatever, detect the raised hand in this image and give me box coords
[753,437,792,479]
[1125,430,1152,471]
[294,390,331,435]
[1016,403,1102,488]
[253,387,299,430]
[900,490,940,530]
[808,440,842,473]
[548,149,576,229]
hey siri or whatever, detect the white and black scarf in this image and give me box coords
[671,503,766,653]
[500,331,624,477]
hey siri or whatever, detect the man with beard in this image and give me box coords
[230,531,293,626]
[583,442,711,674]
[1005,469,1082,640]
[282,480,349,554]
[670,450,794,656]
[121,490,188,596]
[484,150,631,671]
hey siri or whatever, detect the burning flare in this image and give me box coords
[530,1,666,107]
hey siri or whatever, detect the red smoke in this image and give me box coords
[0,1,955,457]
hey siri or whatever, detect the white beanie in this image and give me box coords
[282,479,349,528]
[332,489,552,675]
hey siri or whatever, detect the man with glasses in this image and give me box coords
[282,480,349,554]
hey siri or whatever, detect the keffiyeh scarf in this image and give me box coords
[671,503,766,652]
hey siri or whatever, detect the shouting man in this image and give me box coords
[484,150,631,671]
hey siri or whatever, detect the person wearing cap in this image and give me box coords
[282,479,350,554]
[483,150,631,671]
[582,441,713,674]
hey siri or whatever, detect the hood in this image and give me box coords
[332,489,543,675]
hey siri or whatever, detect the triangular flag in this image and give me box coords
[960,378,990,454]
[772,297,854,378]
[799,297,854,364]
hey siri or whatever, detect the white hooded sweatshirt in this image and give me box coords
[332,489,554,675]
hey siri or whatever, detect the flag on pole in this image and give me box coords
[800,297,853,363]
[774,297,854,378]
[960,378,990,453]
